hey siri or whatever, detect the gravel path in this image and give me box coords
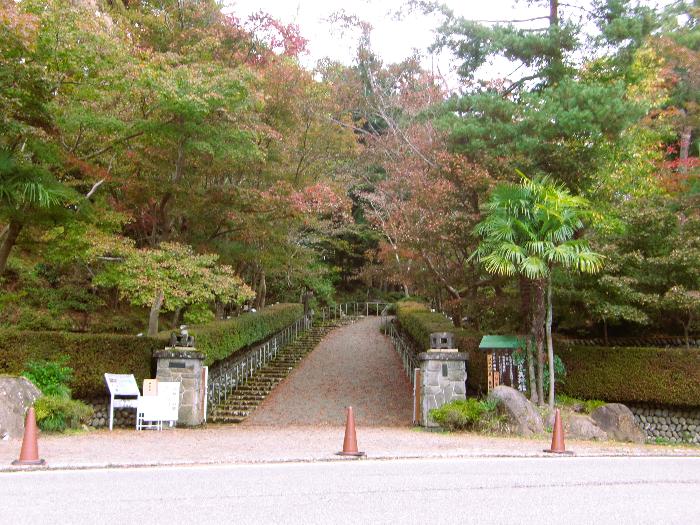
[245,316,413,427]
[2,426,698,472]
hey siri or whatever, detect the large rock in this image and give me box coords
[590,403,646,443]
[488,386,544,436]
[0,376,42,440]
[567,414,608,441]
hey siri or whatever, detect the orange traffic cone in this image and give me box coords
[544,408,573,455]
[12,407,46,466]
[336,406,365,457]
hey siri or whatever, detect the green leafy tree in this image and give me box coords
[0,153,76,274]
[430,0,657,187]
[662,286,700,348]
[93,241,255,336]
[473,175,603,407]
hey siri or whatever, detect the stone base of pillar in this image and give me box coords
[418,351,468,427]
[154,348,206,426]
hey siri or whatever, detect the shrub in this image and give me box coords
[34,395,93,432]
[396,302,485,393]
[189,303,304,365]
[556,394,606,414]
[558,345,700,407]
[429,398,502,431]
[0,331,162,399]
[0,303,304,399]
[22,357,73,398]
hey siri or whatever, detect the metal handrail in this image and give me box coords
[317,301,391,322]
[207,314,313,407]
[386,321,420,387]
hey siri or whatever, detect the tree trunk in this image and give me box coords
[546,276,555,409]
[171,307,183,328]
[679,125,692,174]
[526,338,538,404]
[603,318,609,346]
[451,302,463,328]
[255,270,266,310]
[550,0,558,25]
[0,218,23,275]
[532,279,546,405]
[519,276,531,333]
[684,322,690,350]
[148,289,165,337]
[215,301,225,320]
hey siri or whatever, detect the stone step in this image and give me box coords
[216,401,260,410]
[224,395,267,402]
[232,389,273,397]
[209,416,246,424]
[208,318,357,423]
[211,408,251,417]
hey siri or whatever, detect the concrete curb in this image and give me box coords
[3,448,700,474]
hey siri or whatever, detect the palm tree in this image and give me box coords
[0,151,75,274]
[473,174,603,407]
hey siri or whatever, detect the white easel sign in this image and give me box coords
[104,373,140,431]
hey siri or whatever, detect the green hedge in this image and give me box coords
[0,331,161,399]
[395,302,700,406]
[396,302,486,394]
[0,303,304,399]
[559,345,700,407]
[189,303,304,365]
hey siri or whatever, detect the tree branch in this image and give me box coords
[470,16,551,23]
[80,129,146,161]
[85,179,105,199]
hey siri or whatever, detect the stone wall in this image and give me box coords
[84,397,136,428]
[419,351,467,427]
[630,405,700,444]
[154,348,205,426]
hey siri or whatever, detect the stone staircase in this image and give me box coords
[208,317,354,424]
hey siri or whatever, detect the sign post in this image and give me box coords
[104,373,140,431]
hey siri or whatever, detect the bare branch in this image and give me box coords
[470,16,551,24]
[85,179,105,199]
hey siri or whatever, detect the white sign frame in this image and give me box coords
[104,373,140,431]
[136,382,180,431]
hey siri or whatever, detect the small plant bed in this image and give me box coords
[555,395,607,414]
[429,398,506,433]
[23,357,93,433]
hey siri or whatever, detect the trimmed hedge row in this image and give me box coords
[189,303,304,365]
[558,345,700,407]
[395,302,700,406]
[0,303,304,399]
[0,331,161,399]
[395,302,486,394]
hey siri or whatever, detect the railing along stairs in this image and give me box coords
[206,302,395,423]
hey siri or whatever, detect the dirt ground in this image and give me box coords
[246,316,413,426]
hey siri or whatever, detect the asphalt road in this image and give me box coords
[2,457,699,524]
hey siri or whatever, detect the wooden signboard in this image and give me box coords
[143,379,158,396]
[487,354,494,391]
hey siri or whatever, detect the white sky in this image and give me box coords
[225,0,674,86]
[225,0,536,71]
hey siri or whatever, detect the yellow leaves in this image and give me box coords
[92,239,254,311]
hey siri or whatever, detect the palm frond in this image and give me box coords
[481,253,518,276]
[519,256,549,279]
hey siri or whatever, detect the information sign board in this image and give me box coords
[105,374,140,397]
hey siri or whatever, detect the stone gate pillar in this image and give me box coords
[418,351,468,427]
[154,348,206,426]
